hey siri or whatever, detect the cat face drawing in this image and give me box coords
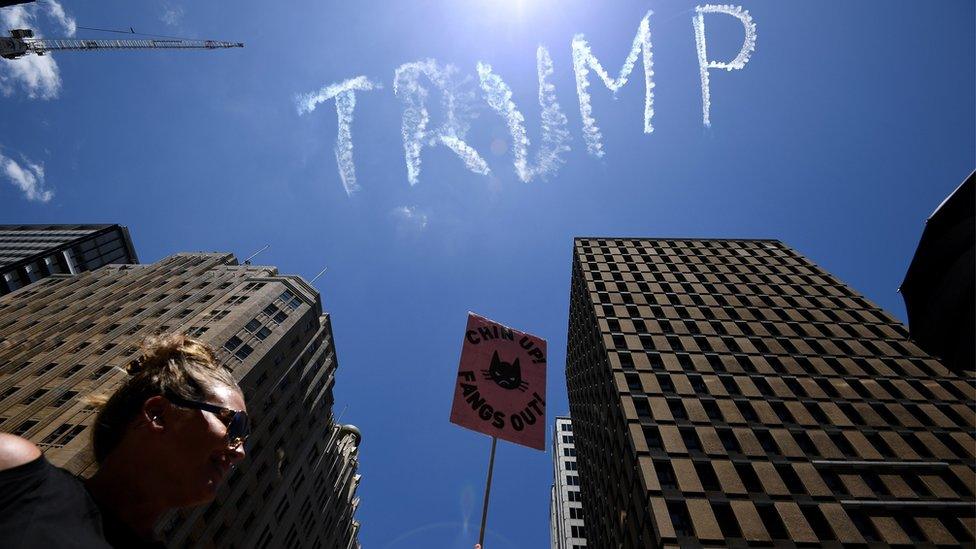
[482,350,529,391]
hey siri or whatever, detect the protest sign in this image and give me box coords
[450,312,547,451]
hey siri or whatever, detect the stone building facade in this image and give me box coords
[0,252,361,548]
[0,224,138,295]
[566,237,975,548]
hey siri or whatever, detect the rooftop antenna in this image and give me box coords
[309,266,329,284]
[243,245,269,265]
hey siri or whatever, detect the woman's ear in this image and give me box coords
[142,395,168,431]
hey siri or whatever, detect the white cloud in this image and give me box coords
[160,4,185,27]
[572,10,655,157]
[694,4,758,127]
[44,0,76,36]
[391,205,428,231]
[0,1,76,99]
[477,45,570,183]
[0,151,54,202]
[393,59,489,185]
[296,76,381,195]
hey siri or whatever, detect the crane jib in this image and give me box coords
[0,29,243,59]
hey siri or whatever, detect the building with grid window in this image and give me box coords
[566,237,976,548]
[551,416,588,549]
[0,252,361,548]
[0,224,138,295]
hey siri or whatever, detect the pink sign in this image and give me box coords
[450,312,547,451]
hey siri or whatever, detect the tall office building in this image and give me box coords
[550,416,588,549]
[0,253,361,548]
[566,237,975,548]
[0,224,138,295]
[901,172,974,374]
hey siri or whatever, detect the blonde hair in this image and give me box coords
[90,333,238,463]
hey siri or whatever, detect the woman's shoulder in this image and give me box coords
[0,433,41,471]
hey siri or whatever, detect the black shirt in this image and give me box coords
[0,456,164,549]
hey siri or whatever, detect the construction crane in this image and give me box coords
[0,28,243,60]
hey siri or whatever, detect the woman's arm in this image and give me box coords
[0,433,40,472]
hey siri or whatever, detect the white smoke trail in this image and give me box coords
[477,46,570,183]
[295,76,379,195]
[439,136,491,176]
[571,11,654,158]
[694,4,757,128]
[394,59,489,185]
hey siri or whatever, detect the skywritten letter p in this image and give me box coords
[693,5,758,128]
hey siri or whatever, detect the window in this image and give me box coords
[245,319,261,332]
[53,390,78,408]
[734,463,762,492]
[657,374,675,392]
[263,304,279,317]
[224,336,243,351]
[711,502,742,538]
[89,365,112,380]
[655,461,677,489]
[668,399,687,420]
[186,326,208,338]
[667,501,693,536]
[696,462,721,491]
[799,505,834,541]
[756,504,790,539]
[234,344,253,360]
[702,400,723,421]
[680,428,702,452]
[273,311,288,324]
[755,430,778,453]
[12,420,38,436]
[43,422,83,445]
[563,448,576,457]
[643,426,663,450]
[718,429,741,452]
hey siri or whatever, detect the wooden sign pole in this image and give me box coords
[477,436,498,548]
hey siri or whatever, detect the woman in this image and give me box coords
[0,334,248,548]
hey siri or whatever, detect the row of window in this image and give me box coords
[625,369,971,406]
[223,291,303,361]
[587,272,856,301]
[661,496,973,544]
[639,422,975,466]
[612,348,954,385]
[649,455,971,500]
[611,331,915,360]
[606,315,903,341]
[596,293,886,325]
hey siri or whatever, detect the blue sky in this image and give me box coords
[1,1,973,546]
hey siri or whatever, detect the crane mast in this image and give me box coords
[0,29,243,60]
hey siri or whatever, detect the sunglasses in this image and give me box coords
[164,391,250,448]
